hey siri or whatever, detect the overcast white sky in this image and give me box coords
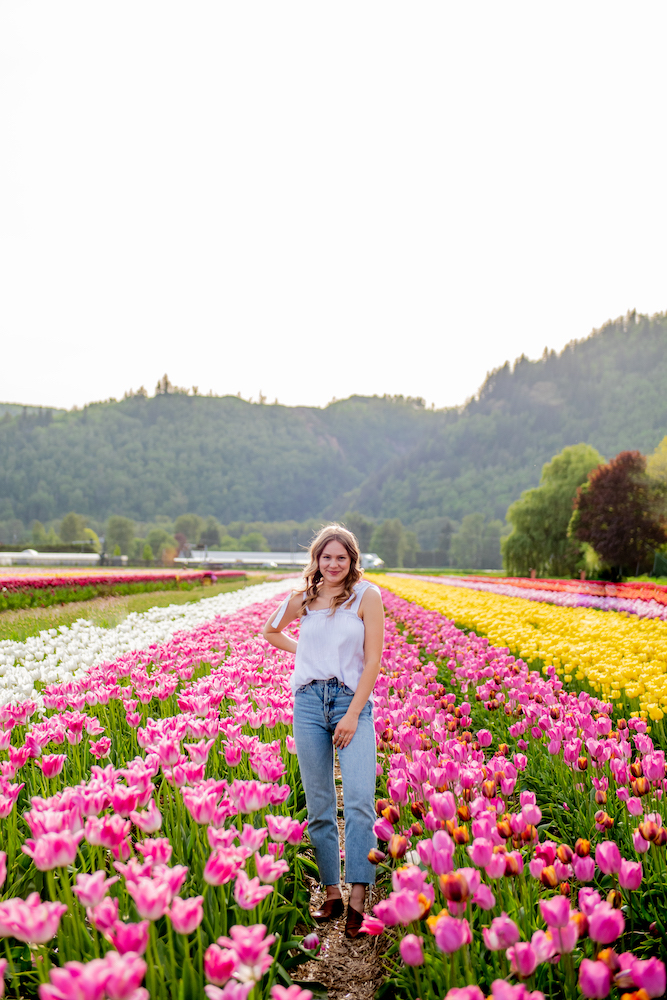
[1,3,666,412]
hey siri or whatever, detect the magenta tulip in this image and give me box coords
[578,959,611,999]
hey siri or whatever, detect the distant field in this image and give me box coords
[0,575,262,642]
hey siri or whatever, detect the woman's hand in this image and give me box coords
[333,711,359,749]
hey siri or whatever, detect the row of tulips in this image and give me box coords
[0,570,245,614]
[376,576,667,728]
[0,580,289,708]
[0,586,329,999]
[397,576,667,622]
[355,587,667,999]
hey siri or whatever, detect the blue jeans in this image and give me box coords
[293,678,377,886]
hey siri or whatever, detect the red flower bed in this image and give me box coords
[464,576,667,607]
[0,570,243,594]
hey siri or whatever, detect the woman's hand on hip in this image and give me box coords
[333,711,359,749]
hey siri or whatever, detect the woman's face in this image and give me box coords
[318,539,351,585]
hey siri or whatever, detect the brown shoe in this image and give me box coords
[344,904,365,939]
[312,896,344,923]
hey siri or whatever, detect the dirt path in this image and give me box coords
[297,760,388,1000]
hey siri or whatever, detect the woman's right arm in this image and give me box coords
[262,592,304,655]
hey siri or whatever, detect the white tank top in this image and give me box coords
[271,580,381,696]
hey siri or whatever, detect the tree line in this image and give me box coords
[502,436,667,580]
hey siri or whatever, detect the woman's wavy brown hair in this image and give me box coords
[302,524,362,613]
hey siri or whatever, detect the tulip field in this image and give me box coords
[0,575,664,1000]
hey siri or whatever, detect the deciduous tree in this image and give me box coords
[570,450,667,577]
[502,444,603,577]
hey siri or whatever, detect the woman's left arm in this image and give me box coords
[332,588,385,749]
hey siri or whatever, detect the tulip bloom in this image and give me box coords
[107,919,150,955]
[595,841,621,876]
[467,838,493,868]
[360,915,385,935]
[72,871,119,908]
[37,754,67,778]
[129,800,162,834]
[434,915,471,953]
[618,859,642,891]
[539,895,571,928]
[507,942,538,977]
[126,877,171,921]
[22,830,84,871]
[233,871,273,910]
[254,853,289,884]
[483,913,520,950]
[169,896,204,935]
[631,956,666,998]
[588,902,625,944]
[204,944,237,986]
[103,950,147,1000]
[2,894,67,944]
[400,934,424,967]
[578,958,611,999]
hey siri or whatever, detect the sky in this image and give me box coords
[1,2,666,412]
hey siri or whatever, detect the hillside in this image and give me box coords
[1,311,666,530]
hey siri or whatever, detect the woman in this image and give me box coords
[263,524,384,938]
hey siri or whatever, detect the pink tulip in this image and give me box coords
[106,919,150,955]
[37,754,66,778]
[360,914,385,935]
[169,896,204,935]
[392,889,423,925]
[38,959,109,1000]
[483,914,520,950]
[254,853,289,884]
[618,859,642,891]
[472,884,495,910]
[126,877,171,921]
[204,984,253,1000]
[633,827,651,853]
[578,958,611,999]
[22,830,84,870]
[467,838,493,868]
[88,896,119,933]
[572,855,595,882]
[444,989,485,1000]
[239,825,268,852]
[302,933,319,950]
[129,800,162,833]
[430,792,456,821]
[102,950,147,1000]
[204,944,237,986]
[217,923,275,982]
[539,895,570,928]
[392,865,428,893]
[270,987,314,1000]
[507,941,538,977]
[233,870,273,910]
[595,841,621,875]
[485,853,507,879]
[135,837,172,866]
[631,956,666,998]
[204,851,243,886]
[2,894,67,944]
[588,902,625,944]
[399,934,424,967]
[477,729,492,747]
[85,814,131,849]
[152,864,188,901]
[434,915,470,953]
[72,871,119,909]
[550,918,579,954]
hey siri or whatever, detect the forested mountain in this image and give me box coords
[1,311,666,531]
